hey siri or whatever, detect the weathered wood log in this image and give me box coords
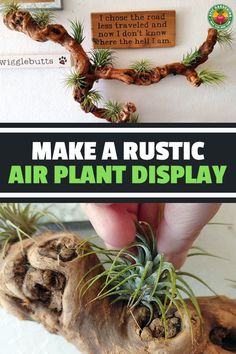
[0,231,235,353]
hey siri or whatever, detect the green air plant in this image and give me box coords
[69,20,85,44]
[130,59,154,75]
[82,90,102,111]
[0,203,45,254]
[217,29,234,47]
[1,1,20,16]
[198,69,226,86]
[182,48,202,67]
[32,9,54,28]
[128,113,139,124]
[65,71,86,89]
[77,222,215,337]
[90,49,114,69]
[104,100,123,122]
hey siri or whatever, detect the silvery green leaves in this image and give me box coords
[0,204,42,254]
[77,222,215,336]
[70,20,85,44]
[1,1,20,16]
[198,69,226,85]
[182,49,201,67]
[217,29,234,47]
[32,9,55,28]
[90,49,114,69]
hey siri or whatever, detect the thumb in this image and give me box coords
[156,203,221,269]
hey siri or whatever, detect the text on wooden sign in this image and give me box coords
[91,10,176,49]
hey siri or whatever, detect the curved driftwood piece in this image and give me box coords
[0,231,235,353]
[3,6,223,122]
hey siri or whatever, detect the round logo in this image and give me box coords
[208,4,233,30]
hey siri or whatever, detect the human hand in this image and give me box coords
[81,203,221,269]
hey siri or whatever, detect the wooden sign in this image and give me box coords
[91,10,176,49]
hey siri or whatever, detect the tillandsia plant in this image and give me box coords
[0,203,46,253]
[77,221,213,339]
[1,2,234,123]
[0,204,236,353]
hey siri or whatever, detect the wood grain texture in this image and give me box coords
[91,10,176,49]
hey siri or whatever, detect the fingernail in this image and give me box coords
[165,252,188,270]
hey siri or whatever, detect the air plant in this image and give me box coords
[217,29,234,47]
[65,71,86,89]
[104,100,123,122]
[130,59,154,75]
[128,113,139,124]
[0,1,20,16]
[32,9,54,28]
[0,203,63,256]
[77,222,215,337]
[0,203,44,254]
[90,49,114,69]
[182,48,202,67]
[69,20,85,44]
[82,90,102,111]
[198,69,226,86]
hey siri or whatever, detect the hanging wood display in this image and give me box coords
[1,3,232,123]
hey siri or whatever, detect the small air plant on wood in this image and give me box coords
[0,203,236,353]
[1,2,234,123]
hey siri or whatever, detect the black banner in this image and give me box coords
[0,123,235,202]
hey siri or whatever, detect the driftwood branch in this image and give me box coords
[0,231,236,354]
[3,9,219,122]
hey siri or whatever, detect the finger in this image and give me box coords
[80,203,138,248]
[138,203,162,230]
[156,203,221,269]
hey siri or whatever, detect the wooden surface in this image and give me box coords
[91,10,176,49]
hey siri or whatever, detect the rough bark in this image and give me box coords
[0,231,235,353]
[3,9,218,122]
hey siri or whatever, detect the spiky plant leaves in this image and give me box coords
[0,203,45,254]
[187,246,224,259]
[182,48,202,67]
[104,100,123,122]
[1,1,20,16]
[127,113,139,124]
[32,9,54,28]
[226,279,236,289]
[69,20,85,44]
[217,29,234,47]
[65,71,86,89]
[177,271,217,296]
[130,59,154,75]
[198,69,225,85]
[90,49,114,69]
[82,90,102,111]
[77,221,215,334]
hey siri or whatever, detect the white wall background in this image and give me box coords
[0,0,236,123]
[0,203,236,354]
